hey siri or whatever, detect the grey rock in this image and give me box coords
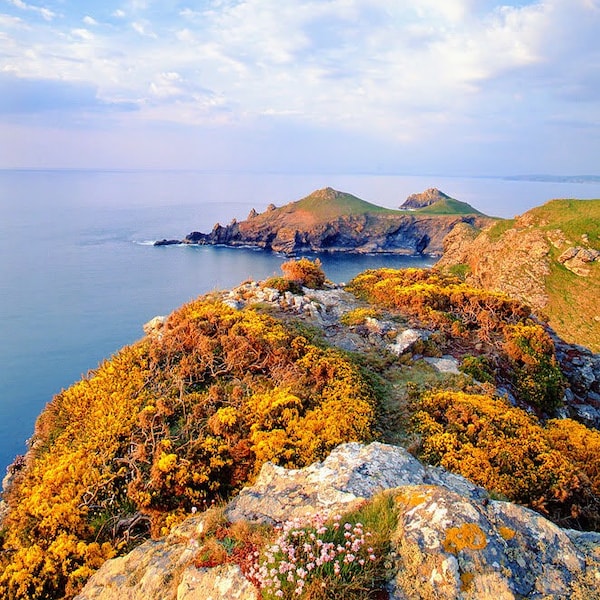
[424,355,461,374]
[388,329,426,355]
[225,442,488,525]
[177,564,256,600]
[143,316,166,339]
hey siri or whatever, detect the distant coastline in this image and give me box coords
[503,174,600,183]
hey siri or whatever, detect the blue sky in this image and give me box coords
[0,0,599,174]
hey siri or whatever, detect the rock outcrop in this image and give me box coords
[437,199,600,352]
[76,443,600,600]
[400,187,453,210]
[158,188,494,256]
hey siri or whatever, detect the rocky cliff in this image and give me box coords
[156,187,495,256]
[437,199,600,352]
[75,442,600,600]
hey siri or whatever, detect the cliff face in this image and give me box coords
[173,187,495,256]
[75,442,600,600]
[437,199,600,352]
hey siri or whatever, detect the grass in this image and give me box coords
[412,198,487,216]
[291,188,397,220]
[528,199,600,247]
[254,187,491,227]
[545,259,600,352]
[485,218,515,242]
[531,199,600,351]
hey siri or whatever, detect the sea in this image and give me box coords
[2,169,600,475]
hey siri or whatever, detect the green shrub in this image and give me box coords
[503,322,565,412]
[459,355,494,383]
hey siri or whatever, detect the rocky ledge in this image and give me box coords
[75,442,600,600]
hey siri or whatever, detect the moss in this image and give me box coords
[447,263,471,279]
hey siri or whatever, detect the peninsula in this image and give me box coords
[155,187,496,255]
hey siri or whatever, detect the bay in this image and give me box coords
[1,169,600,474]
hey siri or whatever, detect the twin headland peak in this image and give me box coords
[155,187,495,255]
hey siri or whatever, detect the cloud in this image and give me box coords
[7,0,55,21]
[131,20,157,38]
[71,28,94,41]
[1,0,599,173]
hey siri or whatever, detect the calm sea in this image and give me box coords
[2,170,600,474]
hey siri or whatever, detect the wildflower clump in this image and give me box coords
[250,514,380,599]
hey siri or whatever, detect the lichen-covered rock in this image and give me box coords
[424,355,460,374]
[225,442,488,525]
[177,564,256,600]
[388,328,427,355]
[76,443,600,600]
[390,484,593,599]
[74,534,195,600]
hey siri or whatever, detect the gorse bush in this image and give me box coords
[281,258,326,289]
[503,322,565,412]
[0,298,375,600]
[262,276,304,295]
[347,268,565,414]
[413,390,600,529]
[340,307,382,327]
[348,268,531,342]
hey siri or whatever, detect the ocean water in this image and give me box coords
[1,170,600,474]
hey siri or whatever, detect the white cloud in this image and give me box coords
[149,71,183,98]
[83,16,98,26]
[112,9,126,18]
[71,28,94,41]
[7,0,55,21]
[0,13,26,29]
[132,20,157,38]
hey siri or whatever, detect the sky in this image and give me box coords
[0,0,599,174]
